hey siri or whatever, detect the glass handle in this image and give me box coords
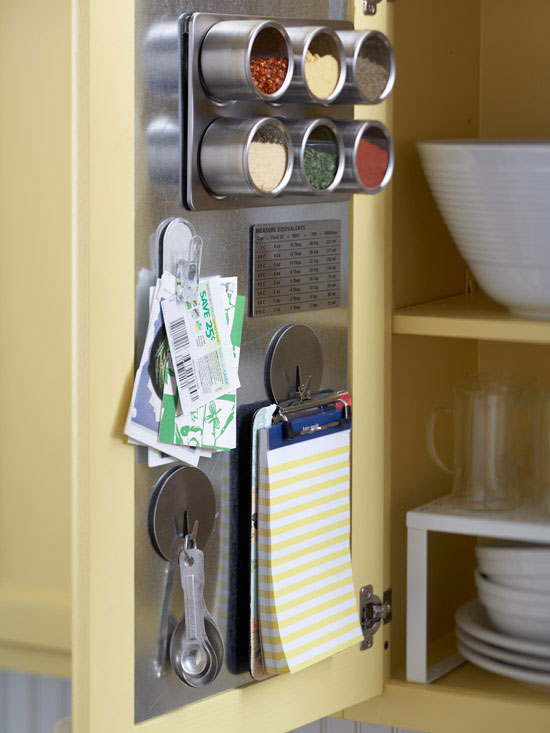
[426,406,454,474]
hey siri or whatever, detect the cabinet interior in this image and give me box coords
[387,0,550,699]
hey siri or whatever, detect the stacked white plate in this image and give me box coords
[455,543,550,688]
[417,139,550,319]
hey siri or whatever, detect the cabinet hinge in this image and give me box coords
[363,0,382,15]
[359,585,392,650]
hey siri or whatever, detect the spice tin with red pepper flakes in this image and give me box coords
[200,19,294,102]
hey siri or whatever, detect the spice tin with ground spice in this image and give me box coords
[200,117,293,197]
[336,120,394,194]
[335,29,395,105]
[283,26,346,104]
[356,139,389,189]
[304,50,340,100]
[247,125,290,192]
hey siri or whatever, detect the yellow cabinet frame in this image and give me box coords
[70,0,391,730]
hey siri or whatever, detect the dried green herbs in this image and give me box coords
[303,147,338,190]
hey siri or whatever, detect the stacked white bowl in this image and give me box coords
[417,140,550,319]
[475,543,550,642]
[455,543,550,688]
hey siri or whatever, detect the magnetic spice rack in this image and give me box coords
[144,12,395,210]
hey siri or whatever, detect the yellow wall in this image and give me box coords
[480,0,550,137]
[0,0,71,665]
[392,0,480,309]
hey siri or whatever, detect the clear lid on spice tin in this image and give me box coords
[200,19,294,102]
[336,30,395,105]
[286,118,346,194]
[200,117,294,198]
[337,120,394,194]
[283,26,346,105]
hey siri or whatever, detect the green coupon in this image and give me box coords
[159,278,245,451]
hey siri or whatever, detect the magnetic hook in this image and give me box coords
[181,519,199,566]
[176,234,203,303]
[171,511,199,564]
[161,218,204,302]
[293,365,312,403]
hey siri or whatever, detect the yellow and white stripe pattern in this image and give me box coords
[257,427,363,674]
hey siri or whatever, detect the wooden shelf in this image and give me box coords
[344,662,550,733]
[393,292,550,344]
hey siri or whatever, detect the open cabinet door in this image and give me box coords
[71,0,391,730]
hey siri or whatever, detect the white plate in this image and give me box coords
[457,639,550,690]
[455,599,550,658]
[456,627,550,672]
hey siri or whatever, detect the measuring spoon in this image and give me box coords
[170,545,223,687]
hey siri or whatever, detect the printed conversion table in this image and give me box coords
[251,220,341,317]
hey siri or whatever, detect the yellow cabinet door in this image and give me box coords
[69,0,391,731]
[0,0,71,679]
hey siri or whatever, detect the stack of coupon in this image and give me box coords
[125,271,245,467]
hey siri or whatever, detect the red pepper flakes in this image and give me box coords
[356,139,389,189]
[250,57,289,95]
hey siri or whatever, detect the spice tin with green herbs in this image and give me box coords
[304,146,338,190]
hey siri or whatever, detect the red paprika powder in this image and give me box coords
[356,138,389,189]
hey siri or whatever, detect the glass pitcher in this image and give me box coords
[427,375,534,511]
[533,390,550,517]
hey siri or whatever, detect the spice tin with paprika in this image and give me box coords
[337,120,394,194]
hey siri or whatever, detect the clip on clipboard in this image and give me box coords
[264,323,352,440]
[276,389,352,441]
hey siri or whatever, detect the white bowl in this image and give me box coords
[486,573,550,593]
[476,542,550,578]
[476,569,550,603]
[417,139,550,319]
[475,570,550,642]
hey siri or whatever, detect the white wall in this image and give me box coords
[292,719,419,733]
[0,670,71,733]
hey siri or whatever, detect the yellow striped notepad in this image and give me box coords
[257,424,363,674]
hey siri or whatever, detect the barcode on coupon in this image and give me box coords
[168,316,199,403]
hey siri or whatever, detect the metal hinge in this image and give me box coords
[359,585,392,650]
[363,0,382,15]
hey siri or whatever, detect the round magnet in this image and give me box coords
[147,466,216,562]
[264,324,324,404]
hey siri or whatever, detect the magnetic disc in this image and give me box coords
[264,324,324,404]
[147,466,216,562]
